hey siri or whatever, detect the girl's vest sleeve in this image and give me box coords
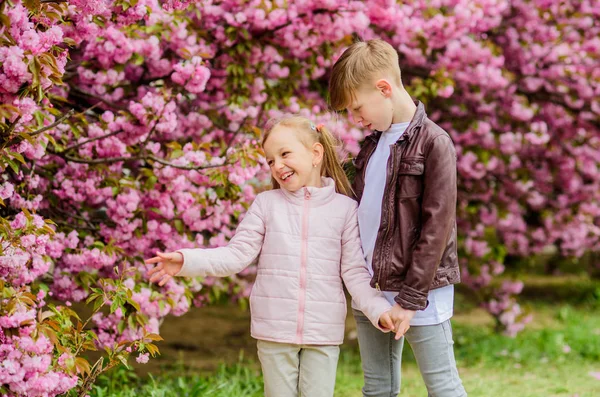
[175,197,266,277]
[340,201,392,330]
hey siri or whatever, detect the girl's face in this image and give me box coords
[263,125,323,192]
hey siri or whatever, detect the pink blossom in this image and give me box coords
[0,182,15,200]
[10,212,27,229]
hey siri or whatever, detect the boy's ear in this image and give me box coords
[375,79,393,98]
[312,142,324,166]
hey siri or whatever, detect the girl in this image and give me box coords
[146,116,395,397]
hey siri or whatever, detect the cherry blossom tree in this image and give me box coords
[1,0,598,394]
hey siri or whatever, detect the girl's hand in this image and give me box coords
[389,303,416,340]
[145,251,184,286]
[378,311,396,332]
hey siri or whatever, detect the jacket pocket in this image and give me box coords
[397,158,424,198]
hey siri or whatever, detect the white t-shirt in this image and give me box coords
[357,122,454,326]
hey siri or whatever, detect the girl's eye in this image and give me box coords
[282,152,290,156]
[267,160,273,166]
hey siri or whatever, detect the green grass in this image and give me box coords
[335,352,600,397]
[91,301,600,397]
[91,357,263,397]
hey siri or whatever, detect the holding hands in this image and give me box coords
[145,251,184,286]
[378,303,416,339]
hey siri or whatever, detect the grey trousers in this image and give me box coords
[257,339,340,397]
[353,309,467,397]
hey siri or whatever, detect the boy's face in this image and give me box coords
[346,80,394,133]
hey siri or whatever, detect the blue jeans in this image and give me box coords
[353,309,467,397]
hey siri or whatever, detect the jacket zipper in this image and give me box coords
[296,187,310,344]
[376,145,396,290]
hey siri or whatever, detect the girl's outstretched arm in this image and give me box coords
[146,196,266,283]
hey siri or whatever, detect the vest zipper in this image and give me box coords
[295,187,311,344]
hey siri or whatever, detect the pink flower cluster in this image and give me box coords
[172,57,211,93]
[0,331,78,396]
[0,295,78,397]
[0,212,52,287]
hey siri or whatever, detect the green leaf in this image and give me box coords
[86,293,100,305]
[7,151,25,164]
[117,320,126,334]
[126,298,141,312]
[110,299,119,314]
[91,241,106,249]
[174,219,184,234]
[144,175,157,190]
[127,314,136,330]
[144,333,164,342]
[33,111,45,127]
[94,296,105,311]
[23,0,41,11]
[7,159,19,173]
[63,37,77,47]
[117,354,130,369]
[135,312,147,326]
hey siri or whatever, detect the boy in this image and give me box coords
[329,39,467,397]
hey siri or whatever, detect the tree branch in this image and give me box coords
[70,87,129,112]
[55,152,140,165]
[47,146,234,170]
[3,115,22,140]
[33,109,76,137]
[147,154,231,170]
[2,110,75,149]
[61,129,124,153]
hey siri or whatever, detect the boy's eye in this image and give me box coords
[282,151,290,156]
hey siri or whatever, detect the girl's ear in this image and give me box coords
[311,142,324,167]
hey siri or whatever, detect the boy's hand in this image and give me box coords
[145,251,184,286]
[378,311,395,332]
[389,303,416,340]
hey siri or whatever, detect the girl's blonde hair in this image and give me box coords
[262,116,353,197]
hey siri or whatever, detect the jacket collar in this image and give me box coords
[366,101,426,145]
[279,177,338,206]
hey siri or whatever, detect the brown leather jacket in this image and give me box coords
[352,102,460,311]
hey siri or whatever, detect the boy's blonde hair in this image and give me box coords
[329,39,402,111]
[262,116,353,197]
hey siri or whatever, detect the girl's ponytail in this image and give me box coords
[314,124,353,197]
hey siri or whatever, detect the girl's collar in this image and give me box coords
[279,177,338,206]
